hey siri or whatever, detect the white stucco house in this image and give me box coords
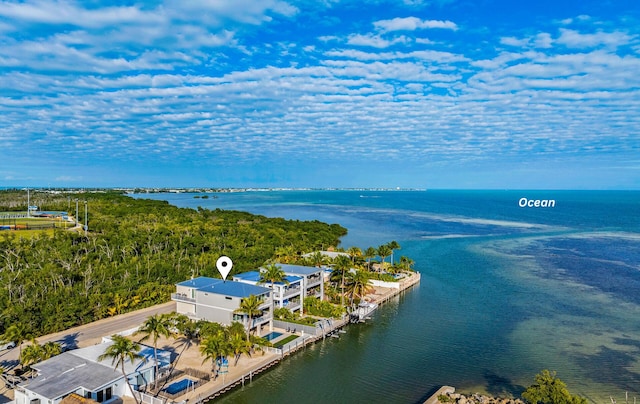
[14,338,170,404]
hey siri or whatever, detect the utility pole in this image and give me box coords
[26,188,30,217]
[84,200,88,236]
[75,199,79,225]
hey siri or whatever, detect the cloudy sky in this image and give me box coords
[1,0,639,189]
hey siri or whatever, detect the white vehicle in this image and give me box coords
[1,341,16,350]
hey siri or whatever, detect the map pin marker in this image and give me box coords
[216,256,233,281]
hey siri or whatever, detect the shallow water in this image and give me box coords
[133,190,640,403]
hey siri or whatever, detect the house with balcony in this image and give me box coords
[172,277,273,334]
[232,271,304,312]
[14,338,170,404]
[277,264,324,303]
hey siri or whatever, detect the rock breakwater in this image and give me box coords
[438,391,524,404]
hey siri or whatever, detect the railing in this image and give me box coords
[282,302,301,311]
[250,315,271,327]
[306,277,322,287]
[171,293,196,303]
[282,287,302,298]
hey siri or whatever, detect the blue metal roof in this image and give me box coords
[233,271,262,282]
[276,264,323,276]
[180,276,270,298]
[176,277,219,289]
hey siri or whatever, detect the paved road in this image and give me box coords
[0,301,176,370]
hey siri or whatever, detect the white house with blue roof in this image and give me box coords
[232,271,304,312]
[172,277,273,334]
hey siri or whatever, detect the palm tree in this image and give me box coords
[307,251,328,268]
[376,244,392,270]
[199,332,226,374]
[363,247,377,270]
[332,255,352,307]
[2,324,31,363]
[228,332,252,366]
[41,341,62,360]
[98,335,143,404]
[345,270,372,307]
[168,313,197,377]
[226,321,246,339]
[398,256,415,272]
[19,340,43,369]
[259,262,289,291]
[135,314,173,389]
[346,246,362,266]
[386,241,401,265]
[234,295,264,341]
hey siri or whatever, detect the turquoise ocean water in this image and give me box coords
[134,190,640,403]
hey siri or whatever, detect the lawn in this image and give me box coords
[274,335,300,348]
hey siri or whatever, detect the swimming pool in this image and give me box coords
[163,377,196,395]
[263,331,282,341]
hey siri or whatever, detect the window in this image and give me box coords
[97,390,103,402]
[106,387,112,400]
[85,391,92,399]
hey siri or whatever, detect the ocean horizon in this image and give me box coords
[132,190,639,403]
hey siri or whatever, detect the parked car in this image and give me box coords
[1,341,16,350]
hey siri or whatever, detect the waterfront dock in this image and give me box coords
[169,271,421,403]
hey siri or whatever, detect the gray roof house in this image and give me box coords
[172,277,273,335]
[14,338,170,404]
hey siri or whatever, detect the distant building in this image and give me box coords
[233,271,304,312]
[172,277,273,334]
[14,339,170,404]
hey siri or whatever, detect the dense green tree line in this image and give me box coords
[0,191,346,338]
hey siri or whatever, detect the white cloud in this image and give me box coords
[374,17,458,32]
[347,33,409,48]
[557,28,634,49]
[0,0,163,28]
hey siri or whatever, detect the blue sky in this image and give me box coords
[1,0,639,189]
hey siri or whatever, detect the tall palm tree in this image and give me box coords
[167,314,197,377]
[376,244,392,270]
[135,313,173,389]
[363,247,377,271]
[346,246,363,266]
[2,324,31,363]
[332,255,352,307]
[234,295,264,341]
[259,262,289,291]
[345,270,372,307]
[98,335,143,404]
[386,241,401,265]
